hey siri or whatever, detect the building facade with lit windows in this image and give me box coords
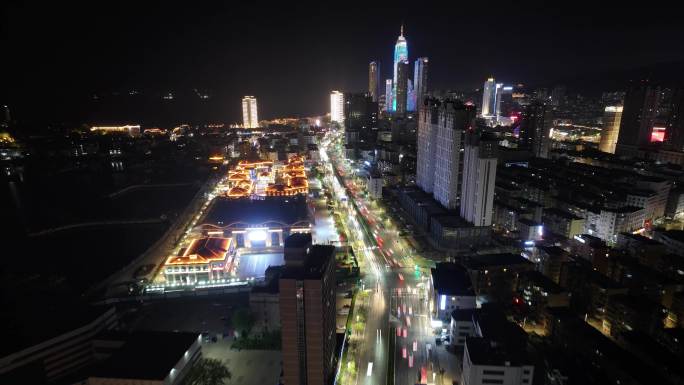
[368,61,380,102]
[330,91,344,126]
[598,106,623,154]
[481,78,496,117]
[242,96,259,129]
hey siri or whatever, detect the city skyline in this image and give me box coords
[3,3,684,124]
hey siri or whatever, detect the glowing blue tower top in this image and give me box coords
[392,24,408,111]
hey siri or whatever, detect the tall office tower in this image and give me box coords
[598,106,624,154]
[395,60,409,115]
[615,82,661,152]
[368,61,380,102]
[407,80,415,112]
[241,96,259,129]
[392,24,408,111]
[416,98,441,193]
[1,105,10,128]
[519,101,553,158]
[499,86,514,117]
[481,78,496,117]
[384,79,393,112]
[414,57,429,107]
[494,83,503,118]
[460,131,498,226]
[666,88,684,151]
[330,91,344,126]
[280,234,336,385]
[433,101,476,209]
[551,85,566,106]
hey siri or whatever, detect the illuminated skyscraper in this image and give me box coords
[433,101,476,209]
[414,57,429,107]
[395,60,409,115]
[369,61,380,102]
[599,106,624,154]
[392,24,408,111]
[242,96,259,129]
[384,79,393,112]
[460,131,498,226]
[330,91,344,126]
[481,78,496,117]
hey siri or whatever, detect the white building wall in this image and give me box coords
[462,344,535,385]
[433,111,461,209]
[461,146,497,226]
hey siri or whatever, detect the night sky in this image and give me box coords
[2,2,683,124]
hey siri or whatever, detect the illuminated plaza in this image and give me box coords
[153,154,312,289]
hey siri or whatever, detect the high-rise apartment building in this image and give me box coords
[242,96,259,129]
[433,101,476,209]
[519,101,553,158]
[666,88,684,151]
[460,131,498,226]
[279,234,336,385]
[416,99,440,193]
[330,91,344,126]
[599,106,624,154]
[481,78,496,117]
[417,99,475,208]
[395,60,409,115]
[414,57,429,107]
[368,61,380,102]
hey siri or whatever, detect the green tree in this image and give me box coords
[183,358,231,385]
[231,308,255,337]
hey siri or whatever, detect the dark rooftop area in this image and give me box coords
[431,263,474,296]
[281,245,335,280]
[464,253,534,269]
[465,337,532,367]
[90,331,199,381]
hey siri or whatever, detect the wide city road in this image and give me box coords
[322,131,438,385]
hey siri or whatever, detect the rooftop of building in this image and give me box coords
[431,263,474,296]
[201,195,309,228]
[573,233,607,247]
[655,229,684,243]
[284,232,312,248]
[451,308,477,322]
[543,207,582,220]
[517,218,542,226]
[465,337,531,367]
[617,232,663,246]
[165,237,232,266]
[609,293,664,313]
[602,205,644,214]
[463,253,534,270]
[537,245,568,257]
[431,214,474,228]
[281,244,335,280]
[89,331,199,381]
[519,270,564,294]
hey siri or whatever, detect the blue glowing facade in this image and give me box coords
[392,25,408,111]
